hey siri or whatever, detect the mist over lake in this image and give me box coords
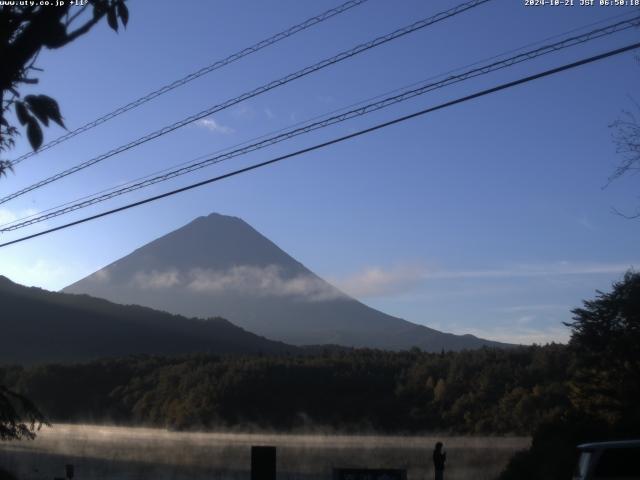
[0,424,529,480]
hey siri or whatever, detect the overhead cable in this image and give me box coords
[2,40,638,248]
[3,15,638,232]
[0,0,492,205]
[8,0,370,166]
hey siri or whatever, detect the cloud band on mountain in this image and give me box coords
[133,269,180,289]
[130,265,345,302]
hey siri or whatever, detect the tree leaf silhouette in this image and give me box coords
[26,118,43,151]
[15,102,30,126]
[107,8,118,32]
[25,97,49,126]
[25,95,65,129]
[117,1,129,27]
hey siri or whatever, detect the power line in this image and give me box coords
[1,41,638,249]
[6,7,629,230]
[0,0,492,206]
[8,0,370,167]
[3,6,637,231]
[2,15,638,232]
[6,10,629,231]
[2,12,637,233]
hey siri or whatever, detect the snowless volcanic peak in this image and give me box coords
[64,213,510,351]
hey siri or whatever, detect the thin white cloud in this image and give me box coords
[328,260,635,300]
[578,213,595,230]
[188,266,344,301]
[0,259,73,289]
[231,104,255,119]
[422,261,636,280]
[130,266,344,301]
[318,95,335,104]
[133,269,181,289]
[195,118,234,135]
[496,304,569,313]
[0,207,39,225]
[91,269,111,283]
[515,314,536,326]
[331,265,425,299]
[0,208,18,224]
[458,325,571,346]
[264,107,276,120]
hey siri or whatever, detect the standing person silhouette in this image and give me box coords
[432,442,446,480]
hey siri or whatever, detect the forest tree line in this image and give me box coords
[0,344,570,435]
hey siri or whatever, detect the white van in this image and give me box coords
[573,440,640,480]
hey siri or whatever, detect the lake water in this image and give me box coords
[0,424,529,480]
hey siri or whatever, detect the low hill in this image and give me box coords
[0,275,294,364]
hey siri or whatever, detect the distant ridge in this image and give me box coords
[64,213,512,351]
[0,275,295,364]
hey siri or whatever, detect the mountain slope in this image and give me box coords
[64,213,510,351]
[0,275,295,364]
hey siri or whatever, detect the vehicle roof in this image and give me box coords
[578,440,640,450]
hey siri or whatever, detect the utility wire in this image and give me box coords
[8,0,370,167]
[3,15,638,232]
[14,6,632,232]
[1,10,636,231]
[5,7,632,230]
[12,7,629,232]
[0,0,492,206]
[1,41,638,249]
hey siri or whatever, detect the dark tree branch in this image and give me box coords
[65,3,90,28]
[0,0,126,155]
[0,385,49,441]
[62,13,105,45]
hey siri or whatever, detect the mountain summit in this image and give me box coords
[64,213,508,351]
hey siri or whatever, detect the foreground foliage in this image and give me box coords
[1,0,128,165]
[499,271,640,480]
[0,385,47,441]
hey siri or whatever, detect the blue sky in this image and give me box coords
[1,0,639,344]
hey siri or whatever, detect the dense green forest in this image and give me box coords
[0,345,569,434]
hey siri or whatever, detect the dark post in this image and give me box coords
[65,465,74,480]
[251,446,276,480]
